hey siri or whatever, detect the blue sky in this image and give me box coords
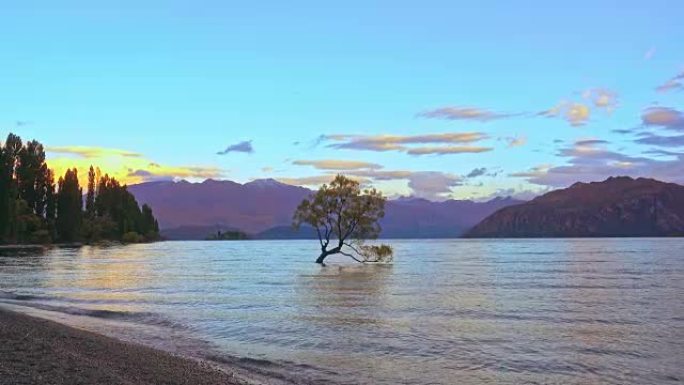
[1,1,683,200]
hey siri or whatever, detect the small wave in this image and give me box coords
[0,299,183,329]
[0,290,43,301]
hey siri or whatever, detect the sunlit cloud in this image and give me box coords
[583,88,618,112]
[324,132,490,155]
[405,145,492,155]
[539,101,591,126]
[278,168,462,201]
[46,146,224,186]
[47,146,142,159]
[417,106,516,122]
[509,164,553,178]
[539,89,617,127]
[217,140,254,155]
[276,174,370,186]
[292,159,383,170]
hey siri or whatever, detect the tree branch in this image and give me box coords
[339,250,365,263]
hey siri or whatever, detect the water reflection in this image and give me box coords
[0,239,682,385]
[296,264,393,326]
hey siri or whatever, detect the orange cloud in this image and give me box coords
[46,146,223,186]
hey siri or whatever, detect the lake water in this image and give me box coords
[0,239,682,384]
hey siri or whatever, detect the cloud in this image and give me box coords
[276,175,354,186]
[47,146,142,159]
[47,145,223,186]
[509,164,553,178]
[634,133,684,147]
[278,168,462,201]
[466,167,487,178]
[324,132,490,154]
[505,135,527,148]
[261,166,274,173]
[656,71,684,92]
[584,88,618,112]
[417,106,515,122]
[510,139,684,187]
[539,89,617,127]
[217,140,254,155]
[406,171,462,200]
[405,145,492,155]
[574,139,610,147]
[346,170,414,180]
[539,101,591,126]
[477,187,548,202]
[126,169,175,182]
[641,107,684,131]
[644,47,656,61]
[293,159,383,170]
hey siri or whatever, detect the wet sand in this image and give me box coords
[0,308,259,385]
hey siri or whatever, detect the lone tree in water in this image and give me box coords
[293,175,393,264]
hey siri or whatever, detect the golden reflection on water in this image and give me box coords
[44,245,151,311]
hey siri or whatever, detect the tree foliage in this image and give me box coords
[0,133,160,245]
[293,174,393,264]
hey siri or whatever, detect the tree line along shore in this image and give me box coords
[0,133,160,245]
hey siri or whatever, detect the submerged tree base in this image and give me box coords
[315,243,394,265]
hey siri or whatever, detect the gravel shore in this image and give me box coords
[0,308,250,385]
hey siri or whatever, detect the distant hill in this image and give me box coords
[465,177,684,238]
[128,179,523,240]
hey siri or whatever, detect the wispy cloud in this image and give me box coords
[47,146,142,159]
[510,139,684,187]
[539,88,617,127]
[217,140,254,155]
[508,164,553,178]
[505,135,527,148]
[583,88,618,112]
[292,159,383,170]
[644,47,656,61]
[539,101,591,127]
[635,133,684,147]
[417,106,516,122]
[47,145,223,185]
[324,132,491,155]
[278,168,463,201]
[405,145,492,155]
[656,71,684,92]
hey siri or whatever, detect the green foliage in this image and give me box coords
[121,231,143,244]
[56,169,83,242]
[293,174,392,264]
[0,133,161,245]
[359,244,394,263]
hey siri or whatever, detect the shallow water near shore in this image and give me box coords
[1,239,683,384]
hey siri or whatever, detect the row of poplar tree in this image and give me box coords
[0,133,160,244]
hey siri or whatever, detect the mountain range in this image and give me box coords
[128,179,522,240]
[466,176,684,237]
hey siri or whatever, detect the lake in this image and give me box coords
[0,239,682,384]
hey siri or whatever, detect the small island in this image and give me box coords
[205,229,249,240]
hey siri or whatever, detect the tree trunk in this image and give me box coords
[316,246,341,264]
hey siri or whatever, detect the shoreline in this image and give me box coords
[0,307,304,385]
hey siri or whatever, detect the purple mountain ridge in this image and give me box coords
[127,178,523,239]
[465,176,684,238]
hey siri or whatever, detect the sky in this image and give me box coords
[1,1,683,201]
